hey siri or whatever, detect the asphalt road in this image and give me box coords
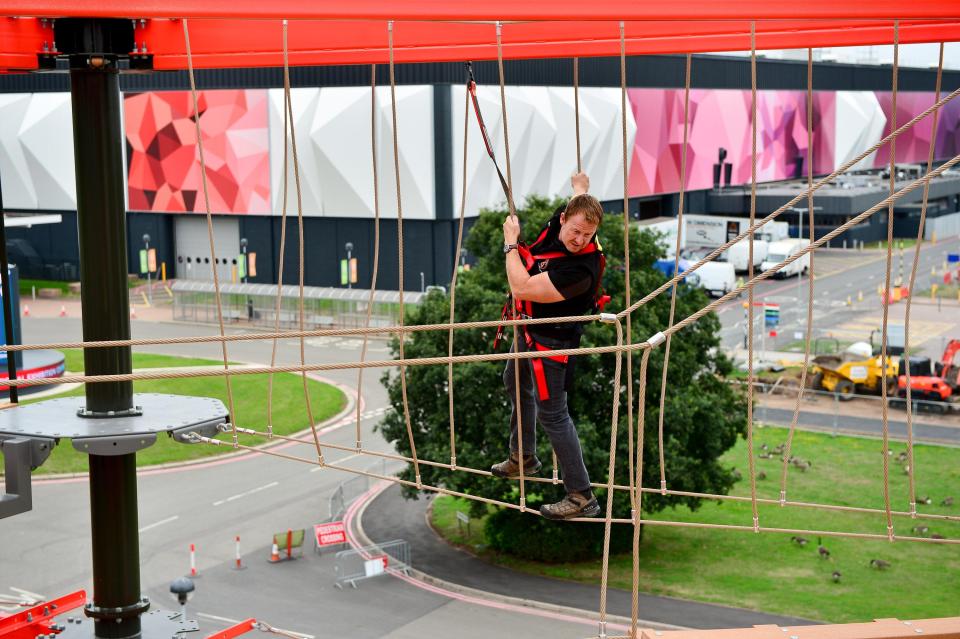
[715,236,960,355]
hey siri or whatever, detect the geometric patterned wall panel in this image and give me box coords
[628,88,832,197]
[0,93,76,210]
[834,91,886,171]
[872,90,960,169]
[451,86,633,217]
[267,86,435,219]
[125,90,270,214]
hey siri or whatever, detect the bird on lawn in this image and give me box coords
[758,452,773,460]
[931,533,946,540]
[870,559,891,569]
[791,536,809,546]
[831,571,842,583]
[911,525,929,536]
[942,496,954,507]
[920,496,933,505]
[895,451,908,463]
[758,471,767,480]
[817,538,830,559]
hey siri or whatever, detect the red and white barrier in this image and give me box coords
[189,543,198,577]
[22,305,29,317]
[59,305,66,317]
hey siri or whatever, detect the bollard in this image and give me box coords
[59,304,66,317]
[234,535,244,570]
[857,290,863,302]
[22,304,29,317]
[846,295,852,306]
[843,239,847,249]
[189,543,198,577]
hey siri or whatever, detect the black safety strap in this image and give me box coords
[465,61,512,205]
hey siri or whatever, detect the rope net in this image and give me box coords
[4,16,960,636]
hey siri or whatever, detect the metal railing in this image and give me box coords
[333,539,411,589]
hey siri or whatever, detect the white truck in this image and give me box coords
[684,214,777,272]
[761,238,811,278]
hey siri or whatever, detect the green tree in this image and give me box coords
[379,195,747,560]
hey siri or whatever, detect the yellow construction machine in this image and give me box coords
[811,340,898,401]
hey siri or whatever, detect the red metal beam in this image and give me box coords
[204,618,258,639]
[3,17,958,72]
[0,590,86,639]
[1,0,960,21]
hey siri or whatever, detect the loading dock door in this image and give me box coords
[174,216,240,282]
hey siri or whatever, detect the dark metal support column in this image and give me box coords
[0,168,19,404]
[67,20,144,637]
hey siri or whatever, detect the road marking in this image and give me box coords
[197,612,315,638]
[310,452,363,472]
[213,481,279,506]
[9,587,45,601]
[139,515,179,533]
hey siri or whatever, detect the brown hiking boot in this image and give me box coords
[540,491,600,521]
[490,454,542,479]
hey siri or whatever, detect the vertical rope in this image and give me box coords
[497,21,526,509]
[388,21,422,488]
[779,48,816,504]
[597,320,625,639]
[447,86,470,468]
[655,53,692,495]
[902,42,944,519]
[182,19,238,445]
[619,19,637,516]
[745,22,760,532]
[267,20,292,439]
[280,22,323,464]
[573,56,582,173]
[629,348,652,639]
[880,21,899,540]
[355,63,384,451]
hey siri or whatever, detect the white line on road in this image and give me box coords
[213,481,279,506]
[9,587,45,600]
[310,452,363,472]
[139,515,179,533]
[197,612,315,638]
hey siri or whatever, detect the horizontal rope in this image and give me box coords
[0,340,649,388]
[184,432,960,544]
[227,426,960,524]
[0,314,600,353]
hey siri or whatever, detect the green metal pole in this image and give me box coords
[70,55,143,638]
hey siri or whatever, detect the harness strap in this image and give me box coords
[523,328,569,401]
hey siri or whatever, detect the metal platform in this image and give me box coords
[0,393,228,455]
[0,393,228,520]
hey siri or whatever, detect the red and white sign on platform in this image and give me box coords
[314,521,347,547]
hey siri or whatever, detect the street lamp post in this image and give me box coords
[239,237,248,284]
[345,242,354,289]
[143,233,152,304]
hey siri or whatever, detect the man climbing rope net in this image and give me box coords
[492,171,607,520]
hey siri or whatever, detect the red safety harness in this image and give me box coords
[495,217,610,400]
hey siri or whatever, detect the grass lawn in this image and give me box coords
[2,351,345,474]
[431,426,960,623]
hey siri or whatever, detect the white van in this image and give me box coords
[761,239,811,278]
[723,240,768,272]
[696,261,737,298]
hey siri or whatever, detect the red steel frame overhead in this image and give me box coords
[1,2,960,71]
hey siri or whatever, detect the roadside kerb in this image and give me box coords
[343,478,684,634]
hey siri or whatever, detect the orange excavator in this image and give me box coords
[892,340,960,414]
[935,339,960,390]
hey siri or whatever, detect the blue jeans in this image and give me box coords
[503,336,592,495]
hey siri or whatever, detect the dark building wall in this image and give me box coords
[3,54,959,93]
[126,212,175,278]
[5,211,80,280]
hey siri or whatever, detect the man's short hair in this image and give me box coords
[565,194,604,226]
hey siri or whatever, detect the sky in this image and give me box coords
[717,42,960,70]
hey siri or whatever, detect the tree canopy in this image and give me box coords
[378,195,747,555]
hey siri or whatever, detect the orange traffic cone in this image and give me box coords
[270,542,280,562]
[130,307,137,320]
[22,305,29,317]
[59,305,67,317]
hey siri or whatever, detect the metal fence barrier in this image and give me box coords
[333,539,411,589]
